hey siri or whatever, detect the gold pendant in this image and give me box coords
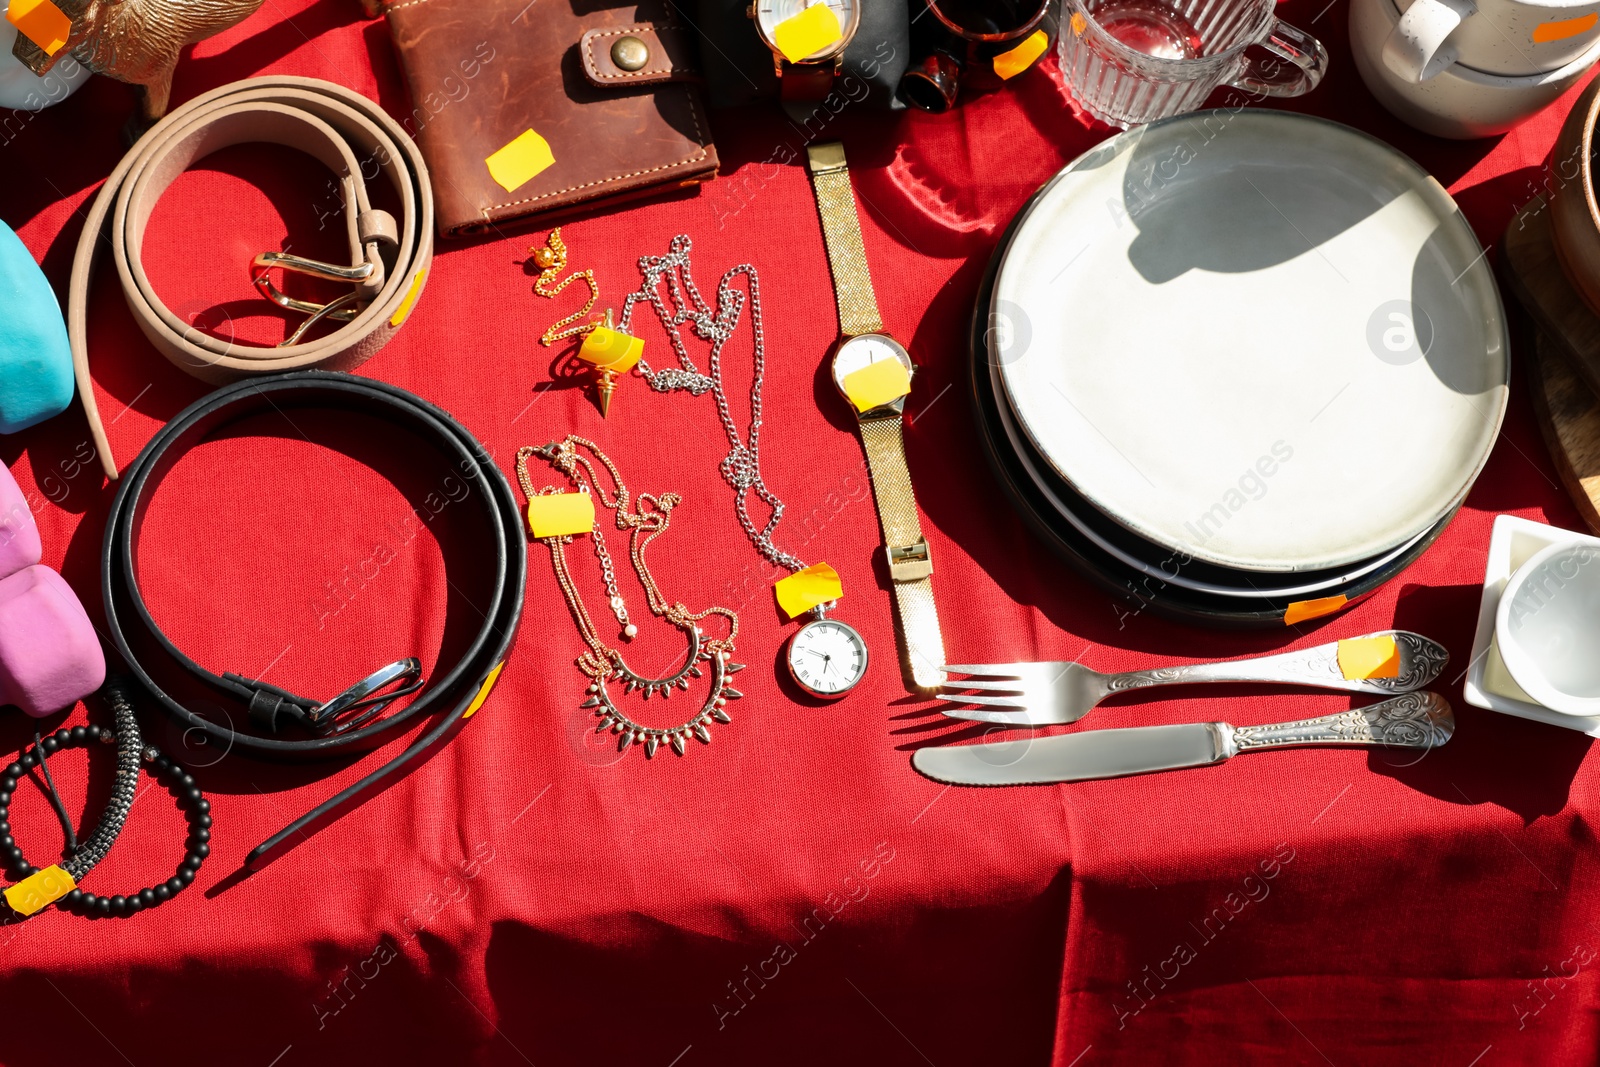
[575,309,645,419]
[529,232,645,417]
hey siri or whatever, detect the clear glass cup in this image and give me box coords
[1057,0,1328,128]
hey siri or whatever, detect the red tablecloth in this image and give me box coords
[4,1,1598,1063]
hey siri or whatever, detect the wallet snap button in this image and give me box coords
[611,36,650,71]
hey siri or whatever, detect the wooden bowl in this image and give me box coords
[1549,76,1600,314]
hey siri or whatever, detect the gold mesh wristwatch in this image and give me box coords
[806,141,946,695]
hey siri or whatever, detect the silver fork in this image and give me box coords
[939,630,1448,727]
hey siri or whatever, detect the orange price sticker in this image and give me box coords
[1335,635,1400,680]
[1283,595,1347,626]
[463,661,506,719]
[1533,12,1598,42]
[7,0,71,56]
[994,30,1050,80]
[774,562,844,620]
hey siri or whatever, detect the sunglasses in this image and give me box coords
[901,0,1056,112]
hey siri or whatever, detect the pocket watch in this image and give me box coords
[787,608,869,699]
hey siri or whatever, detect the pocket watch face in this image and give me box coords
[753,0,861,61]
[831,333,912,396]
[787,618,868,698]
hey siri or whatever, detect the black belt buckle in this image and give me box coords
[305,657,424,736]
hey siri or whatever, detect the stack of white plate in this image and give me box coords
[971,110,1509,626]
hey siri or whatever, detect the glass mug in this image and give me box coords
[1057,0,1328,127]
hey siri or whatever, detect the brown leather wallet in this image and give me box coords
[384,0,719,237]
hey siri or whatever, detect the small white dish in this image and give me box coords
[1495,539,1600,714]
[1465,514,1600,735]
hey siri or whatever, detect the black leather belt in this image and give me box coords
[102,372,526,871]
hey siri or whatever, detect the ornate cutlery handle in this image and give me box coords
[1223,692,1454,755]
[1101,631,1448,696]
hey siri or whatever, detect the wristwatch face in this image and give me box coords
[753,0,861,61]
[832,333,912,398]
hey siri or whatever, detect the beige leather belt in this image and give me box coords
[71,76,435,480]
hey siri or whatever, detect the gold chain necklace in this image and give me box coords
[516,437,744,759]
[529,228,600,347]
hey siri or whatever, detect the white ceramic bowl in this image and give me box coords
[1495,539,1600,715]
[1351,0,1600,138]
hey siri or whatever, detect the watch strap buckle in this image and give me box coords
[855,393,910,419]
[887,539,933,582]
[806,141,848,175]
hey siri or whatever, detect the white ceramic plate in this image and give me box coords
[986,345,1435,598]
[992,110,1508,573]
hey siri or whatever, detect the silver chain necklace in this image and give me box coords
[618,234,806,575]
[618,234,870,700]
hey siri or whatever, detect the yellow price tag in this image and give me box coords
[993,30,1049,80]
[7,0,71,56]
[1336,635,1400,680]
[774,562,844,620]
[773,3,844,63]
[463,661,505,719]
[3,864,75,917]
[389,269,427,327]
[526,492,595,539]
[841,358,912,413]
[486,129,555,193]
[577,326,644,373]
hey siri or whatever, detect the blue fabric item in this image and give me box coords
[0,220,73,434]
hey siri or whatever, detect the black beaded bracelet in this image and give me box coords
[0,679,210,919]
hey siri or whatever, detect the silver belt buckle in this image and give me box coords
[305,657,424,735]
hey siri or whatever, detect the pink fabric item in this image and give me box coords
[0,460,40,580]
[0,564,105,717]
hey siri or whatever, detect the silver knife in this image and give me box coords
[912,692,1454,786]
